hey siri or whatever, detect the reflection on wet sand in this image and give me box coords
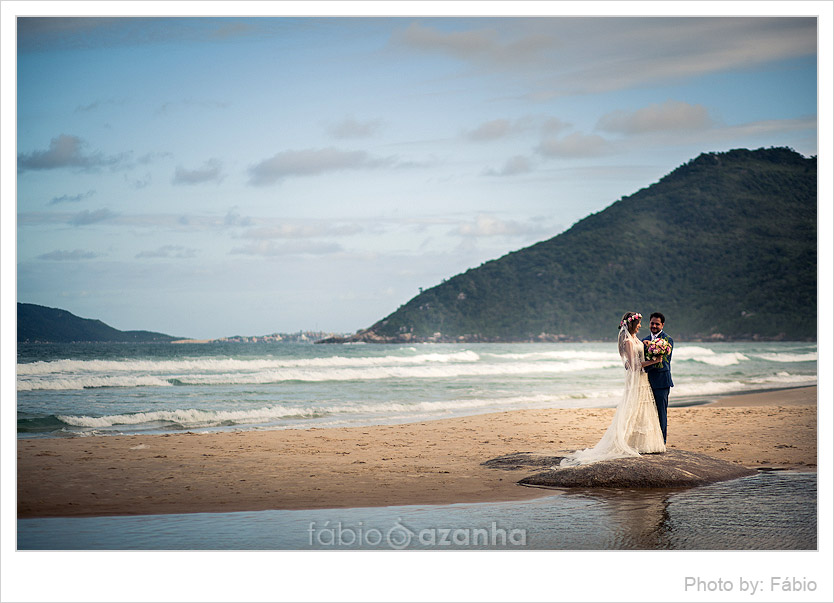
[560,488,677,549]
[557,472,816,550]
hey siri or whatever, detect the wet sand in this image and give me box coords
[17,386,816,518]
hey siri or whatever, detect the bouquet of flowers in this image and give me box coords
[645,337,672,368]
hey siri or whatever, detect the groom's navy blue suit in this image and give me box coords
[642,331,674,442]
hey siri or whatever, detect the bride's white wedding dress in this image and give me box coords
[560,327,666,466]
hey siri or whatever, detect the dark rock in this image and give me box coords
[484,450,757,489]
[481,452,566,471]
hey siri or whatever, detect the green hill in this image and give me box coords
[17,303,178,343]
[333,147,816,343]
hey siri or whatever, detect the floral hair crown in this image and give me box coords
[620,313,642,328]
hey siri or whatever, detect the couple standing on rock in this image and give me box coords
[561,312,674,467]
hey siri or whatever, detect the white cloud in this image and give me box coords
[172,159,224,185]
[136,245,197,259]
[126,172,152,189]
[17,134,125,172]
[74,98,126,113]
[598,114,816,150]
[327,116,384,139]
[241,222,363,239]
[248,147,394,186]
[230,240,344,256]
[464,118,514,142]
[453,214,550,238]
[49,190,96,204]
[37,249,102,261]
[537,132,609,158]
[597,100,714,135]
[393,18,816,98]
[393,21,552,69]
[717,116,817,139]
[69,208,118,226]
[464,115,568,143]
[18,211,366,237]
[137,151,172,165]
[394,22,496,60]
[484,155,533,176]
[542,117,570,135]
[224,208,252,228]
[17,17,293,53]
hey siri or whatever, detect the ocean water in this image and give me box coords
[17,341,817,438]
[17,472,816,550]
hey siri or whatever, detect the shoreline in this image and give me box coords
[701,384,816,407]
[17,385,816,519]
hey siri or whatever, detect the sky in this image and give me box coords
[9,6,825,339]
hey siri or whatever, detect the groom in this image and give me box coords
[642,312,674,442]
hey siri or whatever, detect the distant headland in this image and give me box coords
[16,303,345,344]
[17,303,179,344]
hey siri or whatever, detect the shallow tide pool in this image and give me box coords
[18,472,816,550]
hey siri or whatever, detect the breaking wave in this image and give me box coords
[17,350,482,376]
[52,393,573,431]
[674,346,749,366]
[17,353,621,391]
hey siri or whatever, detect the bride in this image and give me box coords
[560,312,666,466]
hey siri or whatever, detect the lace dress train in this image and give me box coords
[560,330,665,466]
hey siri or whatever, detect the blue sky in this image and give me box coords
[11,11,823,339]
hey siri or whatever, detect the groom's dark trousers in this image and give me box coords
[642,332,674,442]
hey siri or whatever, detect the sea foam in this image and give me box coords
[673,346,749,366]
[16,350,482,375]
[17,355,621,391]
[53,392,601,430]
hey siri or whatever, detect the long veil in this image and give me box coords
[560,326,646,466]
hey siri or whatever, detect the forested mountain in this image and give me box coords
[330,147,816,343]
[17,303,178,343]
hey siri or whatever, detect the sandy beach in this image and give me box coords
[17,386,816,519]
